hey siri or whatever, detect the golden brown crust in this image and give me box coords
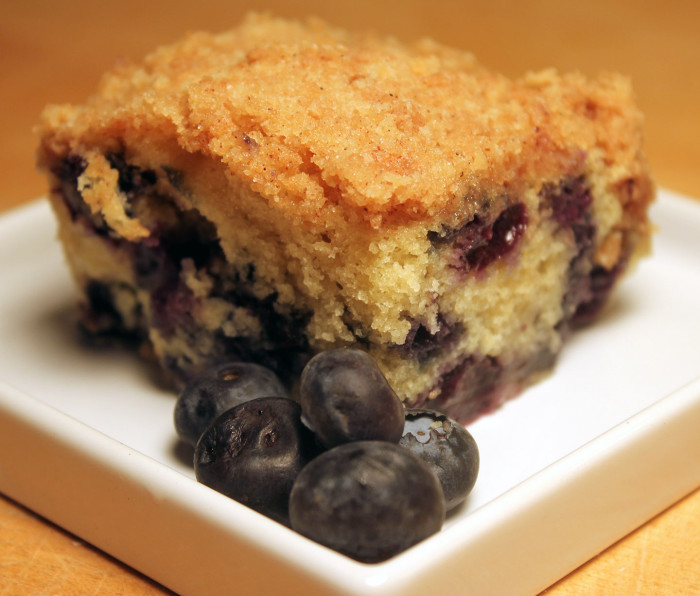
[37,13,652,232]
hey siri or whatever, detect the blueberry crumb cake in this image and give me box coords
[37,14,654,422]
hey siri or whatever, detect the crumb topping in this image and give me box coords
[38,13,647,229]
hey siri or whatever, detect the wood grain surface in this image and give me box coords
[1,1,698,594]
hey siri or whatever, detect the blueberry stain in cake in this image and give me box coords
[429,202,529,275]
[422,355,503,421]
[106,152,157,206]
[395,315,463,364]
[82,281,128,334]
[412,344,558,422]
[546,176,593,229]
[572,261,626,325]
[539,176,626,328]
[462,203,529,272]
[53,154,107,231]
[214,289,312,384]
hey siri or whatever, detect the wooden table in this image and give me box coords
[1,1,698,593]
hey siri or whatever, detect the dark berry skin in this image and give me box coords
[194,397,316,525]
[429,203,528,274]
[299,349,405,448]
[400,409,479,511]
[289,441,445,563]
[174,361,288,447]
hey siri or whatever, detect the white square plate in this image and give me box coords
[0,189,699,596]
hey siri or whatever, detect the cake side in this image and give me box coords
[37,14,654,421]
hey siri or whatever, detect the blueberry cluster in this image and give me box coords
[174,348,480,563]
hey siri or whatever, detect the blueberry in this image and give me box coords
[289,441,445,563]
[194,397,316,525]
[428,202,528,273]
[174,361,288,446]
[465,203,528,271]
[399,409,479,511]
[299,349,405,448]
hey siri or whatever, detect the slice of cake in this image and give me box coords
[37,14,654,422]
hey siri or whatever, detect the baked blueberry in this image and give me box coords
[289,441,445,562]
[400,408,479,511]
[299,349,405,448]
[429,203,529,274]
[194,397,316,525]
[174,361,288,446]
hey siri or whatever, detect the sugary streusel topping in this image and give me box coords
[38,13,648,231]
